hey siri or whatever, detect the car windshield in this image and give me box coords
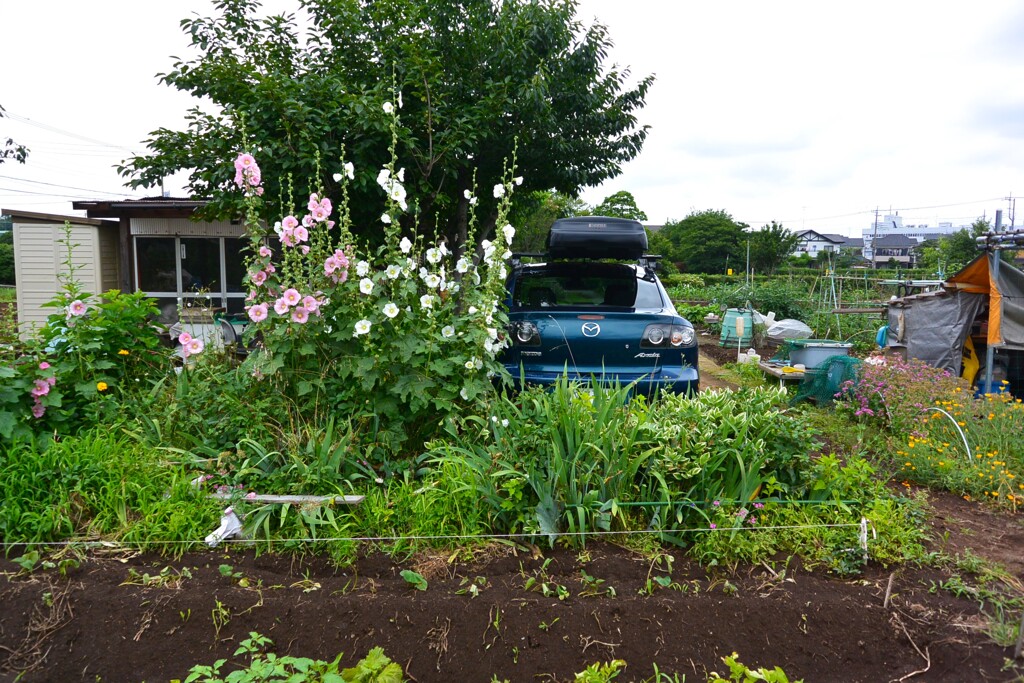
[512,263,663,310]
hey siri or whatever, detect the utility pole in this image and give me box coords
[871,207,879,269]
[1006,194,1016,228]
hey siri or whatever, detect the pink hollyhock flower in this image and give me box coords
[235,153,256,170]
[46,376,56,386]
[274,298,290,315]
[68,300,87,316]
[308,194,320,212]
[293,226,309,243]
[248,172,261,186]
[324,255,340,274]
[283,288,301,306]
[256,186,265,196]
[302,214,314,227]
[247,303,269,322]
[282,215,299,230]
[186,338,205,356]
[250,270,267,286]
[300,245,310,255]
[39,361,50,370]
[31,401,45,419]
[178,331,193,346]
[30,379,50,398]
[311,206,328,222]
[320,197,332,215]
[258,245,272,258]
[291,307,309,324]
[302,295,319,313]
[266,263,276,274]
[280,230,295,248]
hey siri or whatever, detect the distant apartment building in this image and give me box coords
[862,214,968,261]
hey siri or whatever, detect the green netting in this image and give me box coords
[791,355,862,406]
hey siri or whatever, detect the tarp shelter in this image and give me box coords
[887,253,1024,378]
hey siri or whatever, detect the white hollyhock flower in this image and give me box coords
[442,325,455,338]
[426,247,442,264]
[383,302,400,319]
[493,184,505,198]
[513,177,523,186]
[460,387,470,400]
[356,260,370,277]
[464,189,472,199]
[456,258,470,273]
[386,264,402,279]
[383,101,394,114]
[354,319,371,336]
[359,278,374,295]
[397,168,405,182]
[400,237,413,254]
[424,273,441,289]
[376,168,391,188]
[420,294,434,309]
[464,359,475,370]
[381,213,392,224]
[502,224,515,244]
[332,172,342,182]
[344,162,355,179]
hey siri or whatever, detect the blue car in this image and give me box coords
[501,217,699,396]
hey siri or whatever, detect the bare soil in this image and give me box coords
[3,342,1024,682]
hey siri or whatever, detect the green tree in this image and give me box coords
[658,209,748,274]
[508,189,590,252]
[119,0,653,246]
[747,221,799,275]
[592,190,647,220]
[0,105,30,165]
[938,228,981,273]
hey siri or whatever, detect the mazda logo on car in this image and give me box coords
[581,322,601,337]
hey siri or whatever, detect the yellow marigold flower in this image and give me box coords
[118,349,130,356]
[96,381,108,392]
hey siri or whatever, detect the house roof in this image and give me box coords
[843,237,864,248]
[72,196,210,219]
[1,208,117,229]
[796,229,846,243]
[874,233,918,248]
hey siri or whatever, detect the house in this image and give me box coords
[871,233,918,268]
[7,198,245,334]
[793,230,846,257]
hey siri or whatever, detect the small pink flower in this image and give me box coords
[30,379,50,398]
[291,307,309,324]
[255,186,265,196]
[282,215,299,230]
[31,401,45,419]
[250,270,267,286]
[324,255,340,274]
[68,300,87,316]
[320,197,332,215]
[46,376,56,386]
[308,194,320,212]
[247,303,269,322]
[302,295,319,313]
[300,245,310,255]
[293,226,309,243]
[311,206,328,222]
[39,361,50,370]
[245,492,257,500]
[177,331,193,346]
[186,338,205,356]
[282,288,301,306]
[302,214,314,227]
[235,153,256,170]
[258,245,272,258]
[709,523,717,530]
[274,298,290,315]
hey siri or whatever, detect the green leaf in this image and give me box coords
[400,569,428,591]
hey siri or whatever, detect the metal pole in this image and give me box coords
[982,210,1003,393]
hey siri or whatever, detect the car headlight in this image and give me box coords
[641,323,695,348]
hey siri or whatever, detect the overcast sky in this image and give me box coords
[3,1,1024,237]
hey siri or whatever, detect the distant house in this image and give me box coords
[793,230,846,257]
[871,233,918,267]
[7,198,245,334]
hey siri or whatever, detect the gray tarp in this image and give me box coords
[888,290,985,375]
[994,255,1024,349]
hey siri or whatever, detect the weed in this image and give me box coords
[210,600,231,643]
[400,569,428,591]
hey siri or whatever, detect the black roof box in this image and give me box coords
[546,216,648,260]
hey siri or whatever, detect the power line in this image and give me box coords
[0,174,135,196]
[3,110,138,154]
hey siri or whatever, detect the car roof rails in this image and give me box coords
[638,254,662,280]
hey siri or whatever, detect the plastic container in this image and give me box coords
[788,339,853,369]
[719,309,754,347]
